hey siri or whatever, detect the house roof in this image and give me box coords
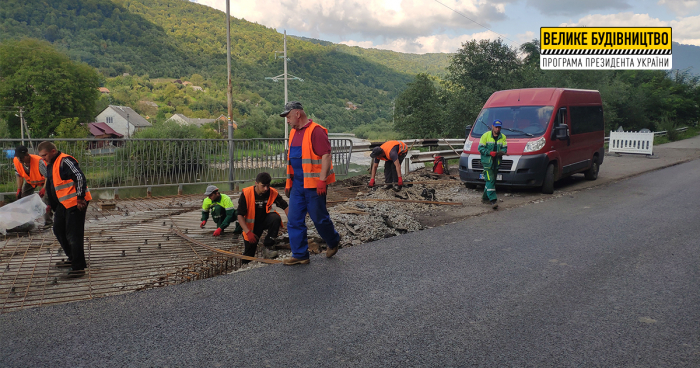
[99,87,110,93]
[106,105,152,127]
[169,113,216,127]
[88,122,124,137]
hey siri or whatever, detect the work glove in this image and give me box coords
[496,151,505,157]
[39,187,45,198]
[213,228,223,237]
[16,188,21,199]
[200,220,207,229]
[285,187,291,198]
[316,179,327,196]
[246,231,258,244]
[368,178,375,187]
[397,177,403,186]
[489,151,497,157]
[46,205,52,214]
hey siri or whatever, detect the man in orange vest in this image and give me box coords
[281,101,341,265]
[236,172,289,262]
[368,140,408,190]
[37,141,92,278]
[13,145,53,226]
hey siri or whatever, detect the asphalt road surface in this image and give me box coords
[2,160,699,367]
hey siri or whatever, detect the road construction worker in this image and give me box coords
[237,172,289,262]
[282,101,341,265]
[37,141,92,278]
[200,185,242,237]
[368,140,408,190]
[13,145,53,226]
[478,120,507,209]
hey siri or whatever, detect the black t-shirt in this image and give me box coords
[238,189,288,224]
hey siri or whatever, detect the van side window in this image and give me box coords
[570,106,604,134]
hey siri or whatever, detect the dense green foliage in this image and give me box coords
[395,39,700,138]
[0,0,440,137]
[0,39,100,138]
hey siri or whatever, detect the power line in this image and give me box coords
[432,0,521,48]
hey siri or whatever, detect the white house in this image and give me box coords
[95,105,152,138]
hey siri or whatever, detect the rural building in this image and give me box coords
[87,122,124,150]
[95,105,152,138]
[99,87,110,94]
[167,113,216,127]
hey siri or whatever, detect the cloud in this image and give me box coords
[193,0,511,40]
[525,0,631,16]
[657,0,700,16]
[561,12,700,46]
[341,30,501,53]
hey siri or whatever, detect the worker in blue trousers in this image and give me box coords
[281,101,341,265]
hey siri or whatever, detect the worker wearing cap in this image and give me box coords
[478,120,507,209]
[281,101,341,265]
[367,140,408,190]
[200,185,242,237]
[237,172,289,261]
[37,141,92,278]
[13,145,53,225]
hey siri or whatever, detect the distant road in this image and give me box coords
[1,159,699,367]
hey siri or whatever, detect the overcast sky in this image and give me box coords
[191,0,700,53]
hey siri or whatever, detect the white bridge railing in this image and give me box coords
[608,131,655,155]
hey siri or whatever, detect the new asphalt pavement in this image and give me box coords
[1,157,699,367]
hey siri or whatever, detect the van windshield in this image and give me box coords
[471,106,554,139]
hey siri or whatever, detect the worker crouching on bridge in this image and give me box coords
[281,101,341,265]
[13,145,53,226]
[237,172,288,262]
[367,140,408,191]
[200,185,243,237]
[38,141,92,278]
[478,120,507,210]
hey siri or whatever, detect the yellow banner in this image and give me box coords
[540,27,672,51]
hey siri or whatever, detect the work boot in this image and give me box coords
[482,198,490,204]
[67,269,86,278]
[55,260,71,268]
[326,234,342,258]
[383,184,393,190]
[490,200,498,210]
[283,257,310,265]
[263,246,279,259]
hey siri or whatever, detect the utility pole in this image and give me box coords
[265,30,304,142]
[226,0,235,191]
[127,112,130,139]
[19,107,24,146]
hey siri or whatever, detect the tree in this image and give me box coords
[0,39,100,138]
[447,38,522,103]
[55,117,89,138]
[394,73,443,138]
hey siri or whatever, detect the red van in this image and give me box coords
[459,88,604,193]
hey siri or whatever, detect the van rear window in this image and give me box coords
[570,106,604,135]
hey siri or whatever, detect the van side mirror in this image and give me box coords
[555,124,569,140]
[464,125,472,139]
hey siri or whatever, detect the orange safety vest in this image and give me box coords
[52,153,92,208]
[13,154,45,188]
[241,186,282,242]
[378,141,408,161]
[285,121,336,189]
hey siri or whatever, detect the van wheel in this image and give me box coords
[584,159,599,180]
[464,183,477,189]
[542,164,555,194]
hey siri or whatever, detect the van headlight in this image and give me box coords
[464,139,473,151]
[524,136,545,153]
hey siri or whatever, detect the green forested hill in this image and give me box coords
[0,0,441,136]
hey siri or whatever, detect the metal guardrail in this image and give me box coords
[1,138,353,197]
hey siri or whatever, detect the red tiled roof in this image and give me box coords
[88,122,124,137]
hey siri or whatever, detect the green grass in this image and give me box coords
[653,126,699,145]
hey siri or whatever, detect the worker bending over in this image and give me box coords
[368,140,408,190]
[13,145,53,226]
[237,172,289,261]
[200,185,242,236]
[478,120,507,209]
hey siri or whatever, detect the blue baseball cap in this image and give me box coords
[493,120,502,127]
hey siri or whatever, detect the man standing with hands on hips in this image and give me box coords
[282,101,341,265]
